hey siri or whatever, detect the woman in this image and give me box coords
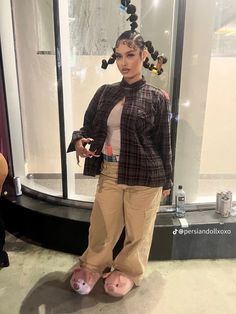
[0,153,10,268]
[68,30,172,297]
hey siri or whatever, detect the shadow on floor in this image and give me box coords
[4,233,42,253]
[19,270,166,314]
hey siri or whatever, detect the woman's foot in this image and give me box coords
[70,267,100,295]
[103,270,134,297]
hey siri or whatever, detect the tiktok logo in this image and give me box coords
[172,228,178,235]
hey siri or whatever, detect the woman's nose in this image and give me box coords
[121,57,127,66]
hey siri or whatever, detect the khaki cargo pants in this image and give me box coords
[80,161,162,285]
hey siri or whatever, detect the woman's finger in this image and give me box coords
[81,138,94,144]
[79,150,92,158]
[76,152,80,165]
[76,146,100,159]
[162,189,171,198]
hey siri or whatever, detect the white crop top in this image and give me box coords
[102,97,125,156]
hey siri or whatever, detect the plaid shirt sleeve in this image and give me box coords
[157,90,173,190]
[67,85,107,152]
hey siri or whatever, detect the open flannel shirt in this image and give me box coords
[67,77,172,190]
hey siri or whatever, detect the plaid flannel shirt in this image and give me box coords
[67,77,172,189]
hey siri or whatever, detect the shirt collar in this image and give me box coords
[120,76,146,92]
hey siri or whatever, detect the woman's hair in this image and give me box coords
[101,30,167,75]
[101,1,167,75]
[115,31,145,50]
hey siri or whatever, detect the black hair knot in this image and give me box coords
[127,4,136,14]
[130,21,138,31]
[108,57,116,64]
[121,0,130,7]
[128,14,138,22]
[151,50,159,61]
[101,59,108,69]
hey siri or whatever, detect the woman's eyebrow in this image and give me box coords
[115,50,136,55]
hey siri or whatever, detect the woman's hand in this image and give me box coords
[162,189,171,198]
[75,138,99,165]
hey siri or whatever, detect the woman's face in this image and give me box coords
[115,41,147,84]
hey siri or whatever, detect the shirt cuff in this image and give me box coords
[163,179,173,190]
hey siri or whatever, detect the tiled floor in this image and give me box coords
[0,232,236,314]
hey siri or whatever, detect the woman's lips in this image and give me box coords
[122,69,129,74]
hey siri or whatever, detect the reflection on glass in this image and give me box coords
[12,0,62,196]
[35,0,55,53]
[212,0,236,57]
[67,0,174,201]
[174,0,236,203]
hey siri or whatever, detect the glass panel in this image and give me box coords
[66,0,175,201]
[174,0,236,203]
[11,0,62,196]
[35,0,55,53]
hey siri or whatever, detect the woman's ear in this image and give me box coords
[142,49,148,61]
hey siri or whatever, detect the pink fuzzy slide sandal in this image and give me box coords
[70,267,101,295]
[103,270,134,297]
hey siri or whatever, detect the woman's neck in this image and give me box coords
[123,74,142,85]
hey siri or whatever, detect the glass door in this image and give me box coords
[10,0,62,196]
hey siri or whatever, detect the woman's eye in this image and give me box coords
[127,53,135,57]
[115,55,122,59]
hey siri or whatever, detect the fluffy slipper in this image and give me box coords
[103,270,134,297]
[70,267,101,295]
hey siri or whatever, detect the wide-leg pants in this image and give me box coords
[80,161,162,285]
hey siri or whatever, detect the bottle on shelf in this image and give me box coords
[175,185,186,218]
